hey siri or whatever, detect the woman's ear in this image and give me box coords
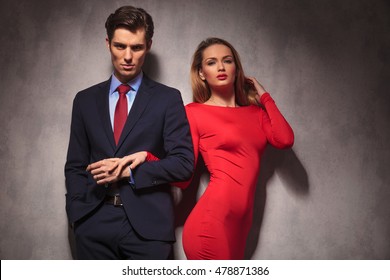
[199,69,206,81]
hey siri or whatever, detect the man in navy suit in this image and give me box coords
[64,6,194,259]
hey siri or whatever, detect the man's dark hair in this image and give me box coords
[105,6,154,43]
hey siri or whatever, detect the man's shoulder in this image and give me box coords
[142,76,180,95]
[72,79,110,102]
[78,79,110,94]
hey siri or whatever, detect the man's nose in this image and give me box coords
[124,48,132,61]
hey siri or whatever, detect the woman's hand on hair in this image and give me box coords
[246,77,267,101]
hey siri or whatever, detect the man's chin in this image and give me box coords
[117,71,138,82]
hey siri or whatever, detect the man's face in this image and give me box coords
[107,27,151,83]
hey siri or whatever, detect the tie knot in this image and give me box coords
[117,84,131,95]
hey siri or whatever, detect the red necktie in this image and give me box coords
[114,84,131,145]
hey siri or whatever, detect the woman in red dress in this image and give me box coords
[179,38,294,259]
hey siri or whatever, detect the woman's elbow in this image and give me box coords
[274,132,294,149]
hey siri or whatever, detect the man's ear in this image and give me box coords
[147,39,153,51]
[106,37,110,49]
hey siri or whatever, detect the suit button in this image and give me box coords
[152,180,157,185]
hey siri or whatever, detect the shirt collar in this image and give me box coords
[109,72,143,95]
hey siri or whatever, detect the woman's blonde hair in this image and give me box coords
[190,37,258,106]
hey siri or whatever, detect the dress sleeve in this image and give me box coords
[172,106,199,189]
[260,93,294,149]
[146,152,159,162]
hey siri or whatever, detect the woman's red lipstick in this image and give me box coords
[217,74,228,80]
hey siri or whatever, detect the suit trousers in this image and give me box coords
[73,202,173,260]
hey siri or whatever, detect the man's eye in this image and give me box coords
[132,45,144,51]
[115,44,126,50]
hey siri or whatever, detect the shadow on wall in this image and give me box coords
[245,147,309,259]
[143,52,160,81]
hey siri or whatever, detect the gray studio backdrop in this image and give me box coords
[1,0,389,259]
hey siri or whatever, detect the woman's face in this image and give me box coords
[199,44,236,90]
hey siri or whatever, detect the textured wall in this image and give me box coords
[1,0,389,259]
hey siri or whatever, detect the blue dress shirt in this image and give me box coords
[109,72,143,129]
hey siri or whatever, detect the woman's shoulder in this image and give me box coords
[184,103,203,119]
[185,102,205,111]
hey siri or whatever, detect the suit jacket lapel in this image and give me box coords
[116,75,155,151]
[95,78,116,151]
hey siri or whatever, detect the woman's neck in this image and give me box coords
[206,88,237,107]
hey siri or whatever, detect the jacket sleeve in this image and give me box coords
[171,105,199,189]
[131,92,194,189]
[64,93,97,223]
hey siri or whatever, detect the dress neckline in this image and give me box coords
[192,102,255,109]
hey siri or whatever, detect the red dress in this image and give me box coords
[181,93,294,259]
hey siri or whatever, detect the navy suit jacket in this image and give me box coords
[65,74,194,242]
